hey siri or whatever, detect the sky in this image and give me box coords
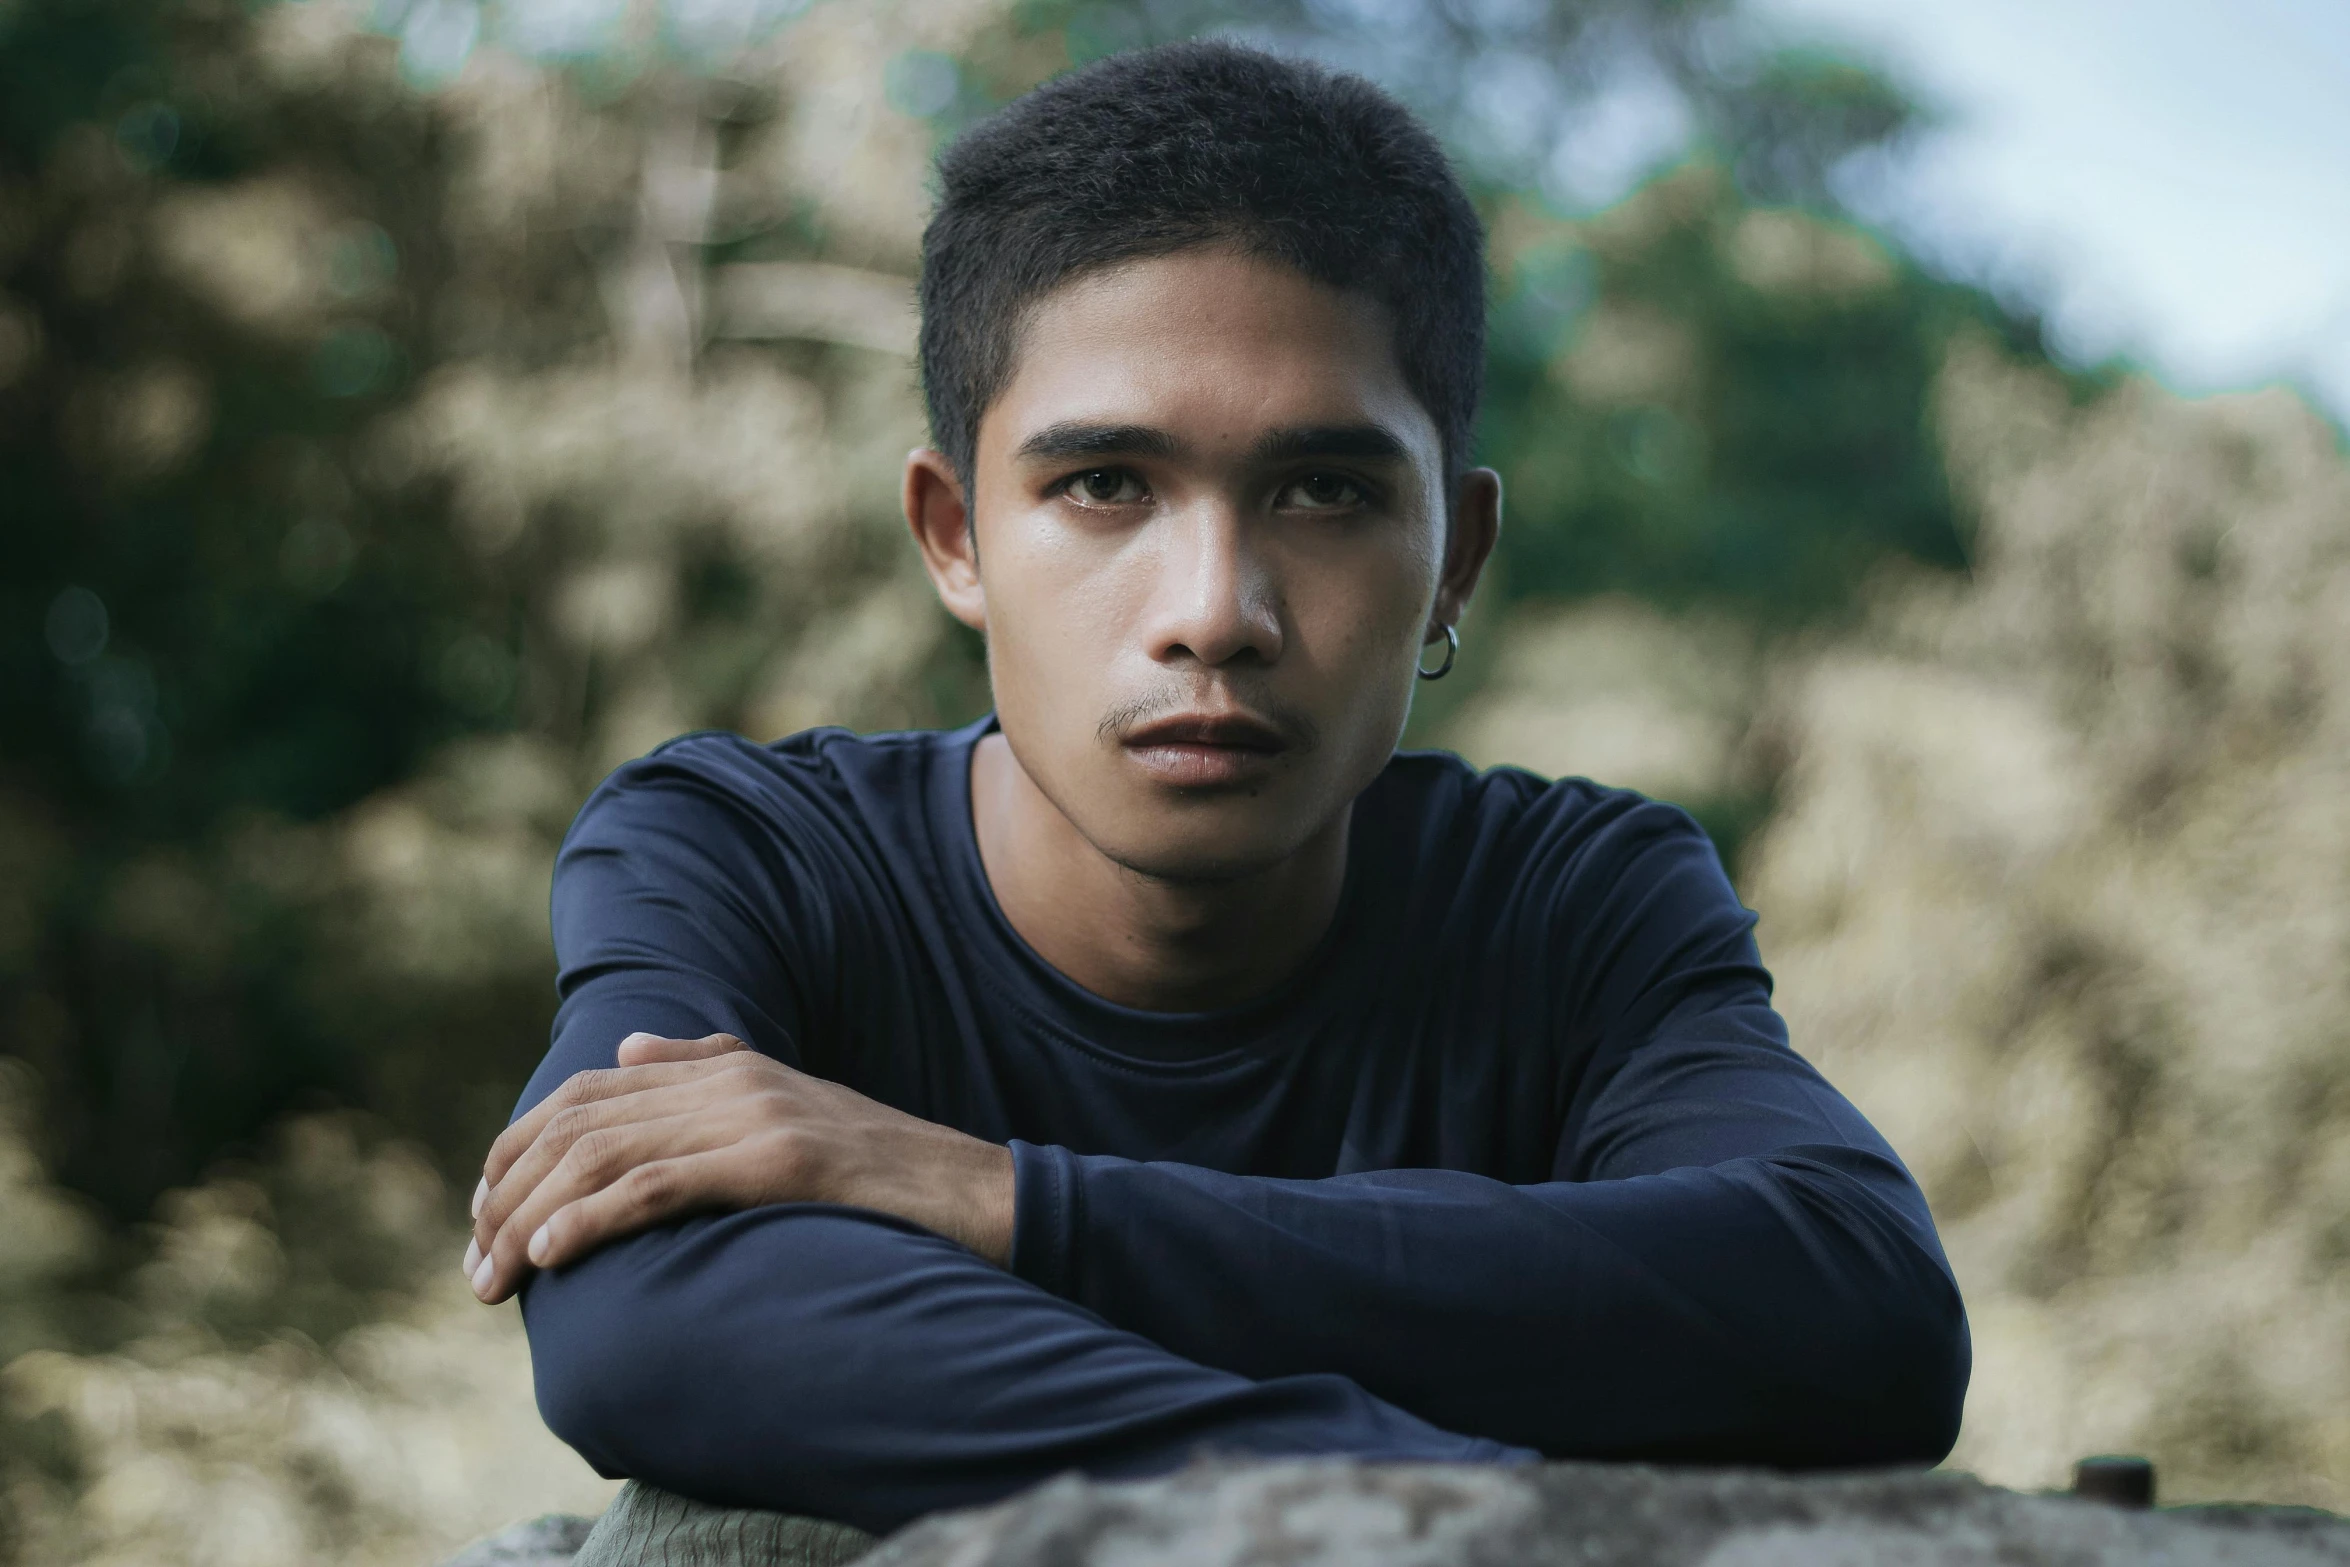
[1746,0,2350,423]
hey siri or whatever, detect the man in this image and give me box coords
[466,39,1969,1544]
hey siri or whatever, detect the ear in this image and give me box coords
[905,448,987,634]
[1430,466,1502,637]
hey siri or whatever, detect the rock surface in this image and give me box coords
[444,1460,2350,1566]
[441,1513,599,1567]
[858,1460,2350,1567]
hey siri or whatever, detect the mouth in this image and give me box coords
[1118,711,1294,789]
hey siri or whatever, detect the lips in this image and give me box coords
[1119,712,1291,788]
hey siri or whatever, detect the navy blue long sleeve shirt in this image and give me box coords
[517,718,1968,1535]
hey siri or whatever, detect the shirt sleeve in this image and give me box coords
[517,743,1526,1536]
[1004,800,1970,1466]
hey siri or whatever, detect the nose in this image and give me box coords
[1137,499,1284,672]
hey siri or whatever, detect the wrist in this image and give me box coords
[872,1128,1015,1265]
[965,1140,1016,1266]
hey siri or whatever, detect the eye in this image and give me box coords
[1278,471,1368,511]
[1063,468,1149,505]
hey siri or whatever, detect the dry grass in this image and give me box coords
[1741,338,2350,1507]
[0,1098,616,1567]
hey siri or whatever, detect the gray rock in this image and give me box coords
[438,1462,2350,1567]
[440,1513,600,1567]
[857,1459,2350,1567]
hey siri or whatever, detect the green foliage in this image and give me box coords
[1,0,984,1225]
[0,0,2093,1225]
[1481,173,1989,624]
[1709,49,1923,204]
[0,0,519,1215]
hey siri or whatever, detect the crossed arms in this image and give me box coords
[482,778,1969,1537]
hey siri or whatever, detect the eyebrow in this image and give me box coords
[1250,424,1411,464]
[1014,422,1184,462]
[1012,420,1412,466]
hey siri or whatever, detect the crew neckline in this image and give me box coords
[931,714,1379,1065]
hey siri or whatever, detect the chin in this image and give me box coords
[1101,840,1290,887]
[1086,785,1332,887]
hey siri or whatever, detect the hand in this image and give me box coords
[464,1032,1015,1303]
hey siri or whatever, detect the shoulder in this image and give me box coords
[1372,748,1726,892]
[549,725,973,971]
[1371,749,1752,972]
[1374,751,1764,1034]
[561,724,960,870]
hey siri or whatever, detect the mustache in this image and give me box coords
[1096,686,1321,751]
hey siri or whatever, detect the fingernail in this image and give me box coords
[471,1177,488,1219]
[471,1255,496,1299]
[462,1237,481,1276]
[528,1223,552,1265]
[620,1031,653,1049]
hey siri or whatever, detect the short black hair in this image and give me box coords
[919,41,1486,491]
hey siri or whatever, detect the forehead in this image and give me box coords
[980,248,1440,465]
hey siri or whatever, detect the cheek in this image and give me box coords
[1289,532,1434,669]
[978,522,1127,721]
[1274,539,1431,783]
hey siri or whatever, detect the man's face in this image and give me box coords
[913,247,1492,883]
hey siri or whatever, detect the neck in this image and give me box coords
[969,731,1350,1013]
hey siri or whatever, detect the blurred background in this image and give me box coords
[3,0,2347,1558]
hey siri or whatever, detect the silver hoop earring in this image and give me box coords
[1416,623,1458,681]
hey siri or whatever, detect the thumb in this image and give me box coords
[616,1031,750,1066]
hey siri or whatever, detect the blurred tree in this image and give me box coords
[0,0,489,1215]
[1481,171,2009,625]
[0,0,2092,1222]
[0,0,984,1219]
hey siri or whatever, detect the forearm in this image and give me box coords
[1010,1141,1967,1464]
[523,1202,1526,1534]
[505,1002,1524,1526]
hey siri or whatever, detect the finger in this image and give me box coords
[616,1031,748,1066]
[474,1074,739,1255]
[474,1113,722,1303]
[483,1058,739,1189]
[525,1148,762,1276]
